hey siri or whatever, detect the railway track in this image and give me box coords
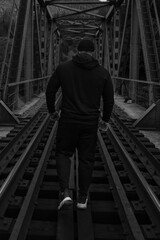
[0,105,160,240]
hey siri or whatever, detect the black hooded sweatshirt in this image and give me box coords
[46,53,114,124]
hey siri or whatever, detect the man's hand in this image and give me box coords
[50,111,60,121]
[99,119,109,132]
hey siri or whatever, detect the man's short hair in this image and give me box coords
[77,39,95,52]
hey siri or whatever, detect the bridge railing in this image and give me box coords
[5,76,50,110]
[113,77,160,108]
[3,75,160,111]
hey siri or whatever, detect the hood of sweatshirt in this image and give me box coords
[72,53,99,69]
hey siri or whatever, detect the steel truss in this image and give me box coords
[110,0,160,108]
[0,0,160,127]
[0,0,58,110]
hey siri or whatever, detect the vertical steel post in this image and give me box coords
[44,9,48,77]
[99,32,103,65]
[103,21,111,72]
[57,37,61,66]
[96,37,100,62]
[34,1,43,93]
[24,0,33,102]
[47,23,54,76]
[113,9,120,77]
[53,32,57,69]
[43,9,48,90]
[39,7,48,91]
[135,0,154,105]
[129,0,139,102]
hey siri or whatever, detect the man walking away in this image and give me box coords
[46,39,114,210]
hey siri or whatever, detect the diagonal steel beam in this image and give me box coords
[63,29,81,33]
[51,3,105,19]
[57,20,99,28]
[117,0,130,75]
[52,4,109,20]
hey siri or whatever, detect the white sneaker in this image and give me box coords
[77,194,88,210]
[58,189,73,210]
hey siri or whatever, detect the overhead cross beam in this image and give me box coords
[46,1,117,5]
[57,20,100,28]
[50,4,106,19]
[38,0,124,21]
[51,4,111,20]
[60,27,98,30]
[56,20,101,37]
[62,29,95,36]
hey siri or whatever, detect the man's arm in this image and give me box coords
[99,73,114,132]
[46,67,60,114]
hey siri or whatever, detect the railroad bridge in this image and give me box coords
[0,0,160,239]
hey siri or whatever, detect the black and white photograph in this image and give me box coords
[0,0,160,239]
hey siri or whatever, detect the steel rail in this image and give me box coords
[97,130,145,240]
[0,112,44,173]
[56,156,75,240]
[8,121,58,240]
[106,124,160,224]
[0,113,49,211]
[4,94,65,240]
[112,113,160,179]
[0,94,61,209]
[75,150,94,240]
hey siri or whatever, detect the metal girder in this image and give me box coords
[48,23,57,75]
[135,0,160,104]
[0,100,19,125]
[63,29,81,34]
[52,4,107,20]
[50,3,105,19]
[0,0,56,110]
[0,2,17,101]
[105,0,160,111]
[152,0,160,38]
[103,21,111,72]
[60,27,98,30]
[117,0,130,76]
[112,9,120,77]
[135,0,153,82]
[37,0,53,19]
[34,0,43,78]
[24,1,33,102]
[3,0,32,109]
[61,29,95,35]
[46,0,117,5]
[40,0,125,23]
[57,19,101,28]
[133,99,160,130]
[129,0,139,101]
[105,0,124,22]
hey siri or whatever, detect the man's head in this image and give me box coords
[77,39,95,54]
